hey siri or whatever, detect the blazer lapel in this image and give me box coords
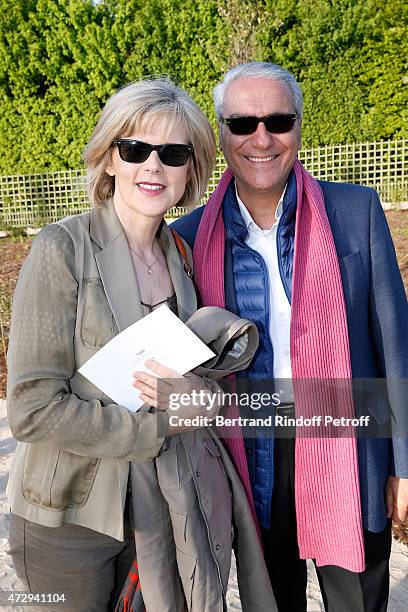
[318,181,338,244]
[158,223,197,322]
[90,203,144,332]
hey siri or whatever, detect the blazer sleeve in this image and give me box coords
[368,189,408,476]
[6,224,169,461]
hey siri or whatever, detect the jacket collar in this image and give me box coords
[89,202,196,331]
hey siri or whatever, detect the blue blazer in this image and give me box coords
[172,178,408,532]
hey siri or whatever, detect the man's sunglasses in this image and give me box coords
[220,113,297,135]
[113,139,193,167]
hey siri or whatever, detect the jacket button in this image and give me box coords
[196,471,200,477]
[246,448,254,456]
[215,544,221,550]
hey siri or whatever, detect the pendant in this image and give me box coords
[147,267,153,275]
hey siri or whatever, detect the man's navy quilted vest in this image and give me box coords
[222,174,297,529]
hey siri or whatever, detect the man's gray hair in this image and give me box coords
[213,61,303,120]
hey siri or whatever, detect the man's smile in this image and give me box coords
[245,154,279,163]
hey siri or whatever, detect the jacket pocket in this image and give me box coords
[340,251,367,307]
[155,439,192,491]
[201,437,232,499]
[175,548,196,612]
[81,279,115,348]
[170,510,187,550]
[22,445,100,509]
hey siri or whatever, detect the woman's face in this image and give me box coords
[106,123,191,222]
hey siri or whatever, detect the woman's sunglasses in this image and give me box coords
[114,139,193,167]
[220,113,297,136]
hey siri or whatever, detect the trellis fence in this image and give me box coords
[0,139,406,229]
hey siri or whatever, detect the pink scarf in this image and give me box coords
[193,160,365,572]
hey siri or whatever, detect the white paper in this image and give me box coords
[78,305,215,412]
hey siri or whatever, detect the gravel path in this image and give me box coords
[1,399,407,611]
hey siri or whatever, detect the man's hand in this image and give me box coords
[386,476,408,524]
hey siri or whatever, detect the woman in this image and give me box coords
[6,77,221,611]
[7,77,276,612]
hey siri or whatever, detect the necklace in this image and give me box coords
[129,243,158,275]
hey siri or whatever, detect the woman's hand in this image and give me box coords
[133,358,222,433]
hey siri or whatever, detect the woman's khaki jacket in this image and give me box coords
[6,202,276,611]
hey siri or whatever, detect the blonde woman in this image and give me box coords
[6,77,221,611]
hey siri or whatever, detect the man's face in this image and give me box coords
[220,78,301,205]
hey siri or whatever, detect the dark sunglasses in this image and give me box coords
[113,139,193,166]
[221,113,297,135]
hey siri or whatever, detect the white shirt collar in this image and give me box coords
[235,182,287,234]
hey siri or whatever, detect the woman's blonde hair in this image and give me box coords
[83,77,216,208]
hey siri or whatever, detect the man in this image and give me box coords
[172,62,408,612]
